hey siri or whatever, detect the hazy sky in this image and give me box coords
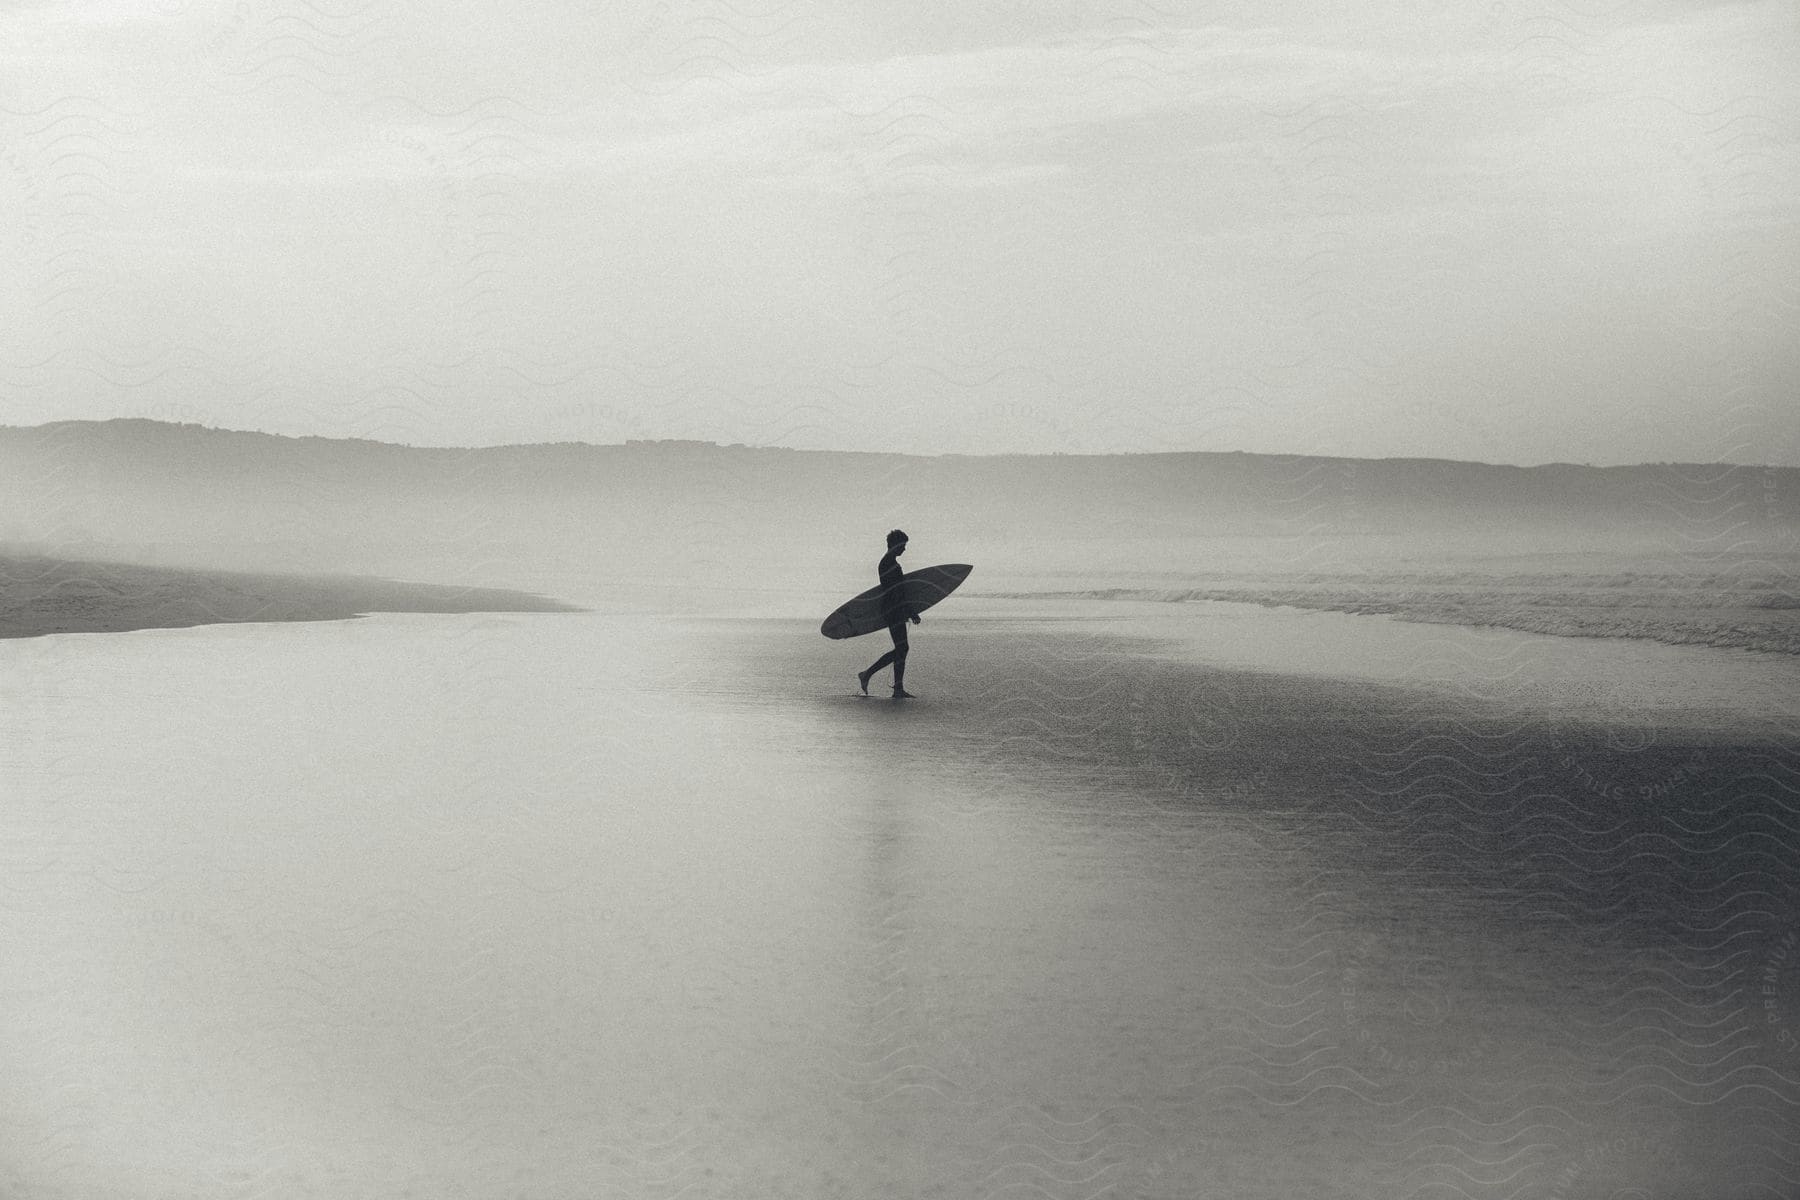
[2,0,1795,463]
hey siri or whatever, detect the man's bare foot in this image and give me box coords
[857,669,872,695]
[892,687,916,699]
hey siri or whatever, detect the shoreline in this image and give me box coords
[980,576,1800,656]
[0,553,580,639]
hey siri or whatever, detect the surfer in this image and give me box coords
[858,528,921,698]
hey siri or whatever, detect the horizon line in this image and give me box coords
[5,417,1790,474]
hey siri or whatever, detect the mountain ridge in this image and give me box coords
[2,418,1793,599]
[5,417,1774,473]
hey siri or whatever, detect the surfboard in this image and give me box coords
[820,563,973,640]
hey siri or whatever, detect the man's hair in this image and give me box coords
[887,528,908,549]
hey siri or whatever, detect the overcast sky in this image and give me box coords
[2,0,1795,463]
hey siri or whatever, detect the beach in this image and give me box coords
[0,554,578,639]
[5,0,1796,1187]
[3,595,1796,1198]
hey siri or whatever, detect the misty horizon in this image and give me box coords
[9,416,1791,472]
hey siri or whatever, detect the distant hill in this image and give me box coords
[2,420,1794,599]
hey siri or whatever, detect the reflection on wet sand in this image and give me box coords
[0,602,1795,1197]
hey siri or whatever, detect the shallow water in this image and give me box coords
[2,604,1797,1198]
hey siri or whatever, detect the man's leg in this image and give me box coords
[860,623,905,692]
[890,623,911,695]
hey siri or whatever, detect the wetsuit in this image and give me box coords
[863,549,908,689]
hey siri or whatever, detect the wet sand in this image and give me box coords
[708,608,1800,1196]
[2,603,1796,1197]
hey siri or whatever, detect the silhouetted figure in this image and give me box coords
[858,529,921,698]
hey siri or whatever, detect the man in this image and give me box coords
[858,528,921,698]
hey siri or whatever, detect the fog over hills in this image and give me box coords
[3,420,1796,609]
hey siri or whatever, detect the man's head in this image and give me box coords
[887,528,908,555]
